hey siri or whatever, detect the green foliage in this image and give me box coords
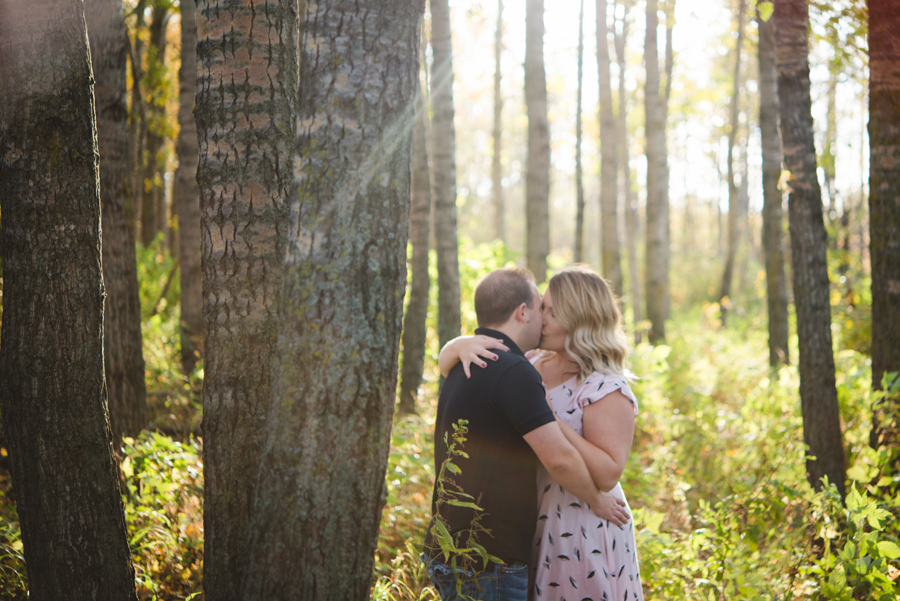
[121,432,203,599]
[136,236,202,436]
[0,472,26,600]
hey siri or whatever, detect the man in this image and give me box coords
[422,267,615,601]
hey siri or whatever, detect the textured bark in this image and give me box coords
[174,0,202,375]
[398,78,433,416]
[597,0,621,294]
[195,0,298,597]
[775,0,845,497]
[644,0,669,342]
[86,0,149,443]
[128,0,148,238]
[241,1,423,598]
[574,0,586,263]
[525,0,550,283]
[492,0,506,243]
[758,7,789,367]
[868,0,900,450]
[719,0,747,326]
[0,1,138,598]
[139,1,171,247]
[615,1,641,343]
[430,0,461,347]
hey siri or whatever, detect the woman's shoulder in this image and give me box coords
[577,371,638,412]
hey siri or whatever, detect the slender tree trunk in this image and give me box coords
[241,2,423,598]
[128,0,148,239]
[139,1,171,247]
[174,0,202,376]
[598,0,621,293]
[0,1,138,598]
[399,76,433,416]
[615,0,642,343]
[525,0,551,283]
[775,0,845,498]
[195,0,298,597]
[86,0,149,444]
[574,0,586,264]
[868,0,900,451]
[719,0,746,325]
[644,0,669,342]
[758,6,789,367]
[430,0,461,348]
[492,0,506,243]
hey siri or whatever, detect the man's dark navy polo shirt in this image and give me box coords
[424,327,556,566]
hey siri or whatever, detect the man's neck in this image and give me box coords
[478,324,532,354]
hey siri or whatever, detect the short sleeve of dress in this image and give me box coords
[493,361,556,436]
[576,372,638,416]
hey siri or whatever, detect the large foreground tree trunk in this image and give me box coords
[430,0,461,348]
[0,1,138,598]
[868,0,900,451]
[775,0,845,498]
[195,0,298,597]
[86,0,149,443]
[598,0,621,294]
[174,0,202,376]
[525,0,551,283]
[644,0,669,342]
[241,2,423,598]
[758,6,789,367]
[398,77,433,416]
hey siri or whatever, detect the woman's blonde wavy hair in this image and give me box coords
[547,265,630,380]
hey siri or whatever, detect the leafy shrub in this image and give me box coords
[121,432,203,600]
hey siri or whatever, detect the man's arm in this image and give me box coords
[523,421,629,524]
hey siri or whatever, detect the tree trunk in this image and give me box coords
[758,6,790,367]
[525,0,551,284]
[598,0,621,294]
[139,1,171,248]
[615,0,642,343]
[195,0,298,596]
[868,0,900,451]
[398,77,433,416]
[644,0,669,343]
[86,0,149,444]
[492,0,506,243]
[574,0,586,264]
[128,0,148,239]
[775,0,845,498]
[430,0,462,348]
[241,2,423,598]
[0,1,138,598]
[719,0,746,326]
[174,0,202,376]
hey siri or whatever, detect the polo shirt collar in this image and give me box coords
[474,327,526,357]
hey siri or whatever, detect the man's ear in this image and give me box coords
[515,302,528,323]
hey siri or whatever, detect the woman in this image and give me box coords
[440,266,644,601]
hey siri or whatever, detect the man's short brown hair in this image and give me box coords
[474,267,537,328]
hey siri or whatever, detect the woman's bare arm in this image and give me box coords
[437,335,508,378]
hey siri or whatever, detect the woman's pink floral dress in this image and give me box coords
[531,372,644,601]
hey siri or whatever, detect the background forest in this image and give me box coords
[0,0,898,600]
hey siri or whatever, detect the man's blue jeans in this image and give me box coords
[421,554,529,601]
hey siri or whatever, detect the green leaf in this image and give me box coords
[758,2,774,22]
[876,541,900,559]
[445,462,461,475]
[446,499,483,511]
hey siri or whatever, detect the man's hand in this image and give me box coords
[591,491,630,526]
